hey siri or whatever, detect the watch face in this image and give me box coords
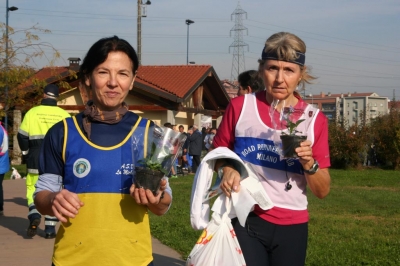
[218,167,224,178]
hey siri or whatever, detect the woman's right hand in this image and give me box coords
[220,165,241,197]
[50,189,84,223]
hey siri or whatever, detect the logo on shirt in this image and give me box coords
[73,158,91,178]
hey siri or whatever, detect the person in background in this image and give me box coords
[188,125,202,174]
[0,121,10,216]
[204,127,217,152]
[17,84,71,239]
[178,125,185,134]
[178,125,189,171]
[163,122,178,178]
[212,32,331,266]
[34,36,172,266]
[201,127,208,152]
[237,69,264,96]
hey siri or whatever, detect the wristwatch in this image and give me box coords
[304,160,319,175]
[218,163,230,178]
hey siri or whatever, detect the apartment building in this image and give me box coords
[303,92,389,126]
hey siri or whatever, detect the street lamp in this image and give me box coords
[185,19,194,65]
[137,0,151,65]
[4,0,18,131]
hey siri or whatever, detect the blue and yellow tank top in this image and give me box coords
[52,116,153,266]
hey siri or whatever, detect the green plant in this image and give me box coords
[281,106,305,135]
[137,142,172,174]
[137,158,164,172]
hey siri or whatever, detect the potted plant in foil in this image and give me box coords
[134,142,170,195]
[134,126,187,195]
[279,106,307,158]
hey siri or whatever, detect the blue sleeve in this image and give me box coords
[0,127,4,154]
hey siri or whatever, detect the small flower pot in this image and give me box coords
[280,135,307,158]
[134,167,165,196]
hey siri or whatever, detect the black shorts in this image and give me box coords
[232,212,308,266]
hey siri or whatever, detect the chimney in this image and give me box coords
[320,92,325,98]
[68,57,81,68]
[328,92,331,96]
[348,92,351,97]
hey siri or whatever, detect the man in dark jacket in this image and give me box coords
[188,125,202,174]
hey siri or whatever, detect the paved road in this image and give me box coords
[0,179,185,266]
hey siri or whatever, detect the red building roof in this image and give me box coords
[136,65,215,98]
[15,64,230,115]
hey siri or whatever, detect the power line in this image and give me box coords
[6,6,400,53]
[247,19,400,52]
[246,53,399,78]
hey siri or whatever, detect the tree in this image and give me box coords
[328,114,371,169]
[0,23,62,120]
[370,108,400,170]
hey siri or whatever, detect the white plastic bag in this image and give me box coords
[186,198,246,266]
[11,167,21,179]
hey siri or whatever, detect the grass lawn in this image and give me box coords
[150,169,400,265]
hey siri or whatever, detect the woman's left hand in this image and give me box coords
[130,178,167,206]
[296,140,314,167]
[130,178,171,216]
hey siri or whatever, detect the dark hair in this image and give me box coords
[80,36,139,84]
[163,122,172,129]
[179,125,184,129]
[238,70,264,93]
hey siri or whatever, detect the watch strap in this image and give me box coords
[304,160,319,174]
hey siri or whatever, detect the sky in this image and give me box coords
[2,0,400,100]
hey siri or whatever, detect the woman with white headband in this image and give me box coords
[212,32,331,266]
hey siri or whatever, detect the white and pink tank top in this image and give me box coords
[234,94,319,213]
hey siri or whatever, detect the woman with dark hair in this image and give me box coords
[237,69,264,96]
[212,32,331,266]
[34,36,171,266]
